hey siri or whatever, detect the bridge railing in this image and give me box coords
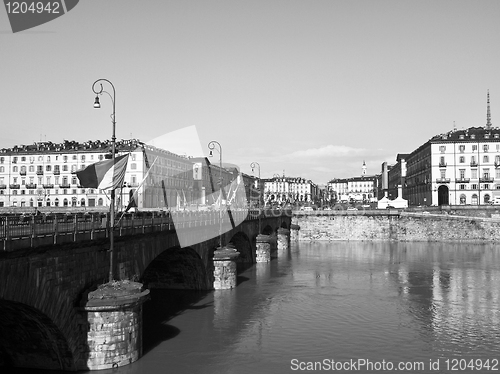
[0,209,290,251]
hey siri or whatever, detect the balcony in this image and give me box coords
[495,162,500,168]
[42,184,54,189]
[480,177,494,183]
[59,184,71,189]
[26,183,37,189]
[0,185,6,189]
[438,162,447,167]
[53,170,60,175]
[455,178,470,183]
[9,184,20,189]
[36,170,44,175]
[436,178,451,184]
[19,170,26,176]
[470,161,478,167]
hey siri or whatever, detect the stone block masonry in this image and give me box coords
[293,214,500,242]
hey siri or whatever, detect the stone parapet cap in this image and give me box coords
[290,224,300,230]
[277,227,290,234]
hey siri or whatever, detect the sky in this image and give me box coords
[1,0,500,184]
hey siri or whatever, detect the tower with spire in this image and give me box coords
[486,90,492,129]
[362,160,366,176]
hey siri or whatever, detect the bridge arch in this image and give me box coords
[141,246,209,290]
[228,231,253,263]
[0,300,75,370]
[262,224,274,235]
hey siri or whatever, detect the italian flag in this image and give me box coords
[76,154,129,190]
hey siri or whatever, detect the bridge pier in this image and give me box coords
[256,234,272,262]
[213,246,240,289]
[290,224,300,242]
[79,281,150,370]
[277,228,290,251]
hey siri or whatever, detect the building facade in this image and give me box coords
[404,127,500,206]
[0,140,255,210]
[263,176,319,205]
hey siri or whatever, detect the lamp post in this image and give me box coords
[208,141,223,248]
[92,79,116,283]
[250,162,261,231]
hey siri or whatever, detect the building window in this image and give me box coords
[459,184,466,190]
[46,165,51,171]
[0,167,3,173]
[484,144,489,152]
[459,145,465,153]
[29,165,34,172]
[459,156,465,163]
[484,184,490,190]
[484,155,489,163]
[472,144,477,151]
[472,184,478,189]
[459,169,465,179]
[439,146,446,153]
[471,194,478,204]
[13,166,18,172]
[484,194,491,203]
[131,163,137,170]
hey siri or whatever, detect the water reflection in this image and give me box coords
[9,241,500,374]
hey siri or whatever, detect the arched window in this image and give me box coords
[0,166,4,173]
[484,194,490,204]
[54,198,59,207]
[98,198,103,206]
[12,166,18,172]
[63,198,68,207]
[80,198,86,207]
[460,194,466,204]
[471,194,478,205]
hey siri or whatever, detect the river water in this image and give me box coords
[16,241,500,373]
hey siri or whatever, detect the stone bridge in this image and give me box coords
[0,210,292,371]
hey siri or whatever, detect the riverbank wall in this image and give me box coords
[292,211,500,242]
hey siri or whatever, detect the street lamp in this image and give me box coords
[208,141,223,248]
[250,162,261,231]
[92,78,116,283]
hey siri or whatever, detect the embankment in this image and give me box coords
[293,212,500,242]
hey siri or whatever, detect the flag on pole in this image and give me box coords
[124,156,158,212]
[76,154,129,190]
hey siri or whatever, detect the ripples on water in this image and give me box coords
[14,241,500,374]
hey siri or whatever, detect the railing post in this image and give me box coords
[53,216,59,244]
[90,213,95,240]
[142,213,145,234]
[30,215,35,248]
[73,213,78,242]
[4,217,10,251]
